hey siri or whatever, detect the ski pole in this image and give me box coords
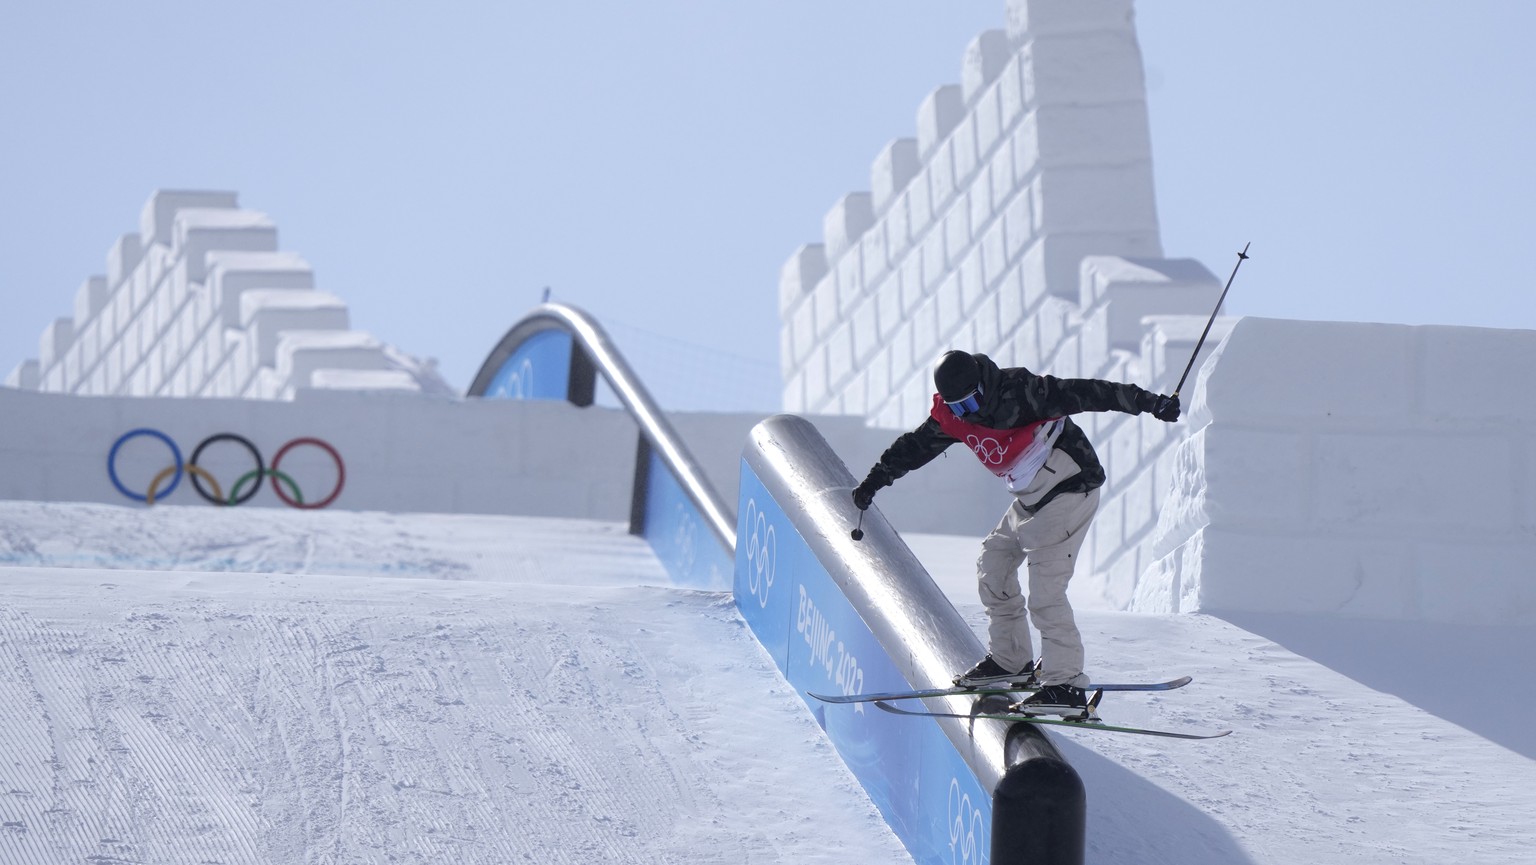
[1172,242,1251,398]
[851,509,866,542]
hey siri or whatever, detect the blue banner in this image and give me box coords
[484,330,572,400]
[642,448,732,590]
[734,463,992,865]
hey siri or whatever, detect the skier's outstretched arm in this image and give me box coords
[1006,375,1180,424]
[853,419,954,510]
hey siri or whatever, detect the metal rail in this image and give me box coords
[743,414,1083,863]
[468,302,736,552]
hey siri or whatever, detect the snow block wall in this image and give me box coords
[1144,317,1536,628]
[782,0,1240,603]
[0,384,1006,536]
[3,190,452,400]
[780,0,1219,427]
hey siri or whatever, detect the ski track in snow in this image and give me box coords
[0,504,905,865]
[3,502,1536,864]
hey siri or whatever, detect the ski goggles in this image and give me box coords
[945,386,983,417]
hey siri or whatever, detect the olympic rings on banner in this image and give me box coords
[191,433,262,505]
[107,429,345,509]
[109,428,183,502]
[227,468,304,507]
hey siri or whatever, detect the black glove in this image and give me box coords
[852,478,880,511]
[1136,389,1180,422]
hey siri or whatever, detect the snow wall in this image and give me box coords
[780,0,1194,429]
[9,311,1536,628]
[764,0,1536,632]
[5,190,454,401]
[0,386,1000,542]
[1141,316,1536,628]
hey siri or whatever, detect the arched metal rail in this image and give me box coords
[468,301,736,552]
[472,306,1083,862]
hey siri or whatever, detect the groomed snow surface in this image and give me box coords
[2,503,1533,864]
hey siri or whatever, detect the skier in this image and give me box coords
[851,350,1181,716]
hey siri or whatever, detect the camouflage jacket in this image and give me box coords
[862,353,1157,512]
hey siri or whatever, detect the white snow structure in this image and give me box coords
[780,0,1536,628]
[781,0,1212,423]
[1149,316,1536,628]
[4,190,454,400]
[780,0,1232,612]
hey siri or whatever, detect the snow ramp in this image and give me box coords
[0,506,914,864]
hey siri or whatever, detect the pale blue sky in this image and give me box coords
[3,2,1533,411]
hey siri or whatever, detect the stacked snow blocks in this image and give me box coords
[1054,257,1234,610]
[781,0,1220,430]
[778,0,1240,614]
[5,190,420,400]
[1144,317,1536,628]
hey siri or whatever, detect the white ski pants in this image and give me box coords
[975,487,1100,688]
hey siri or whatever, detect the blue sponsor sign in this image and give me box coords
[641,448,732,590]
[484,330,572,400]
[735,463,992,865]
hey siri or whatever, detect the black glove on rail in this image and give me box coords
[852,478,881,511]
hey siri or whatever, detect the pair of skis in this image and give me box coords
[809,674,1230,740]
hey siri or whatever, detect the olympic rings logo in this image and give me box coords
[742,498,776,609]
[107,429,346,509]
[948,777,988,865]
[490,358,535,399]
[965,434,1007,466]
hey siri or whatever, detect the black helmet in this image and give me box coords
[934,351,981,402]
